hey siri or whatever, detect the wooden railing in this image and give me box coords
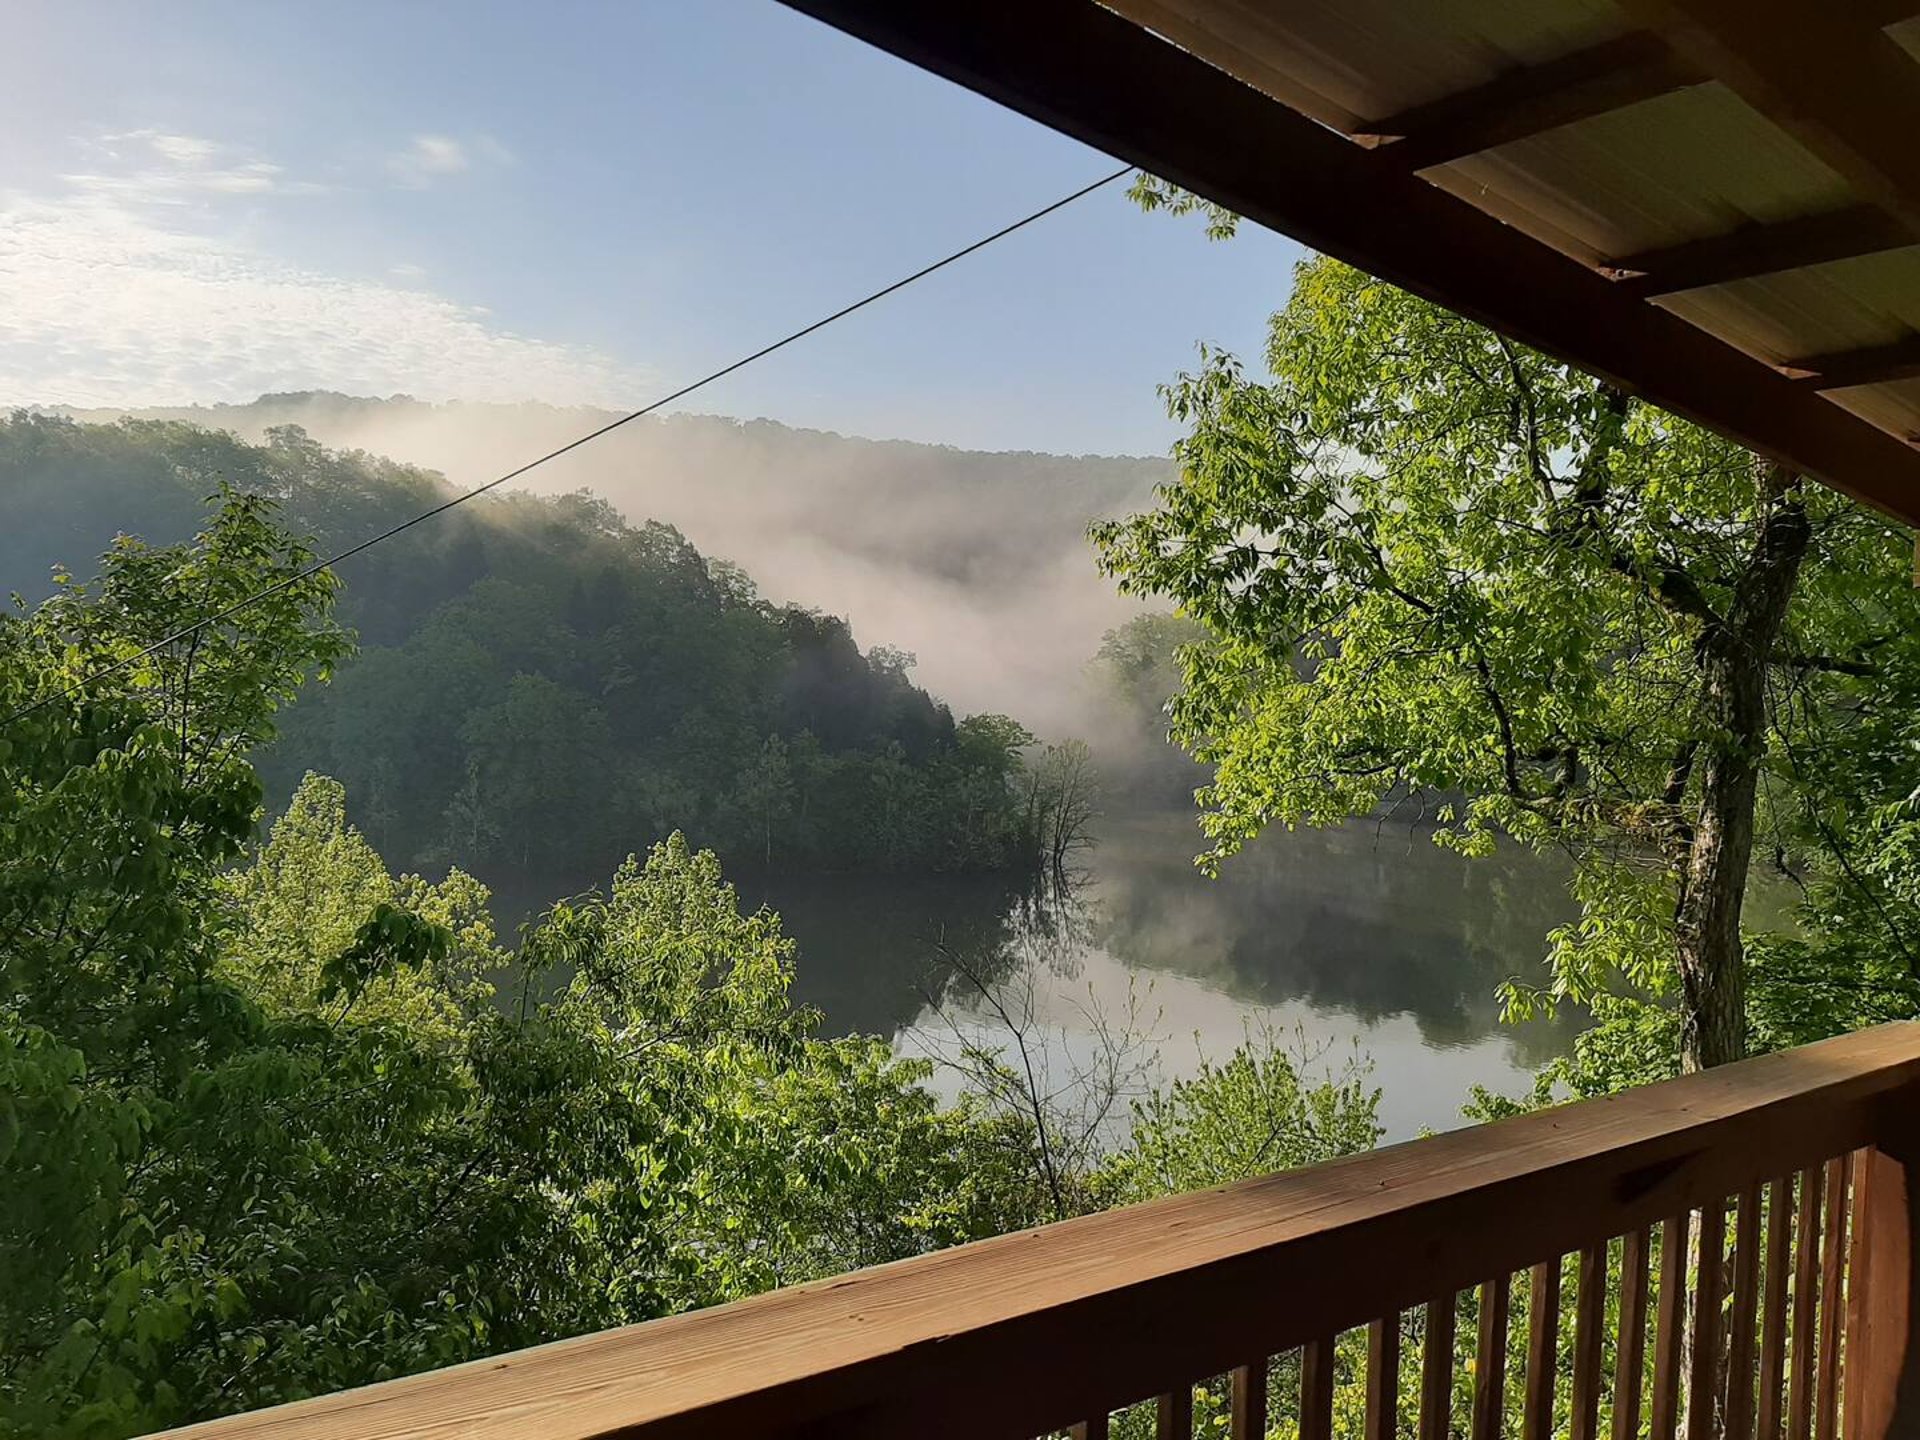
[153,1023,1920,1440]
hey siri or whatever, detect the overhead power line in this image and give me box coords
[4,164,1133,729]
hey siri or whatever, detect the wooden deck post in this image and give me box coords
[1843,1105,1920,1439]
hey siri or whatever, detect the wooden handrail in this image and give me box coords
[148,1023,1920,1440]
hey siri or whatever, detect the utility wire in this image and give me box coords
[4,163,1133,729]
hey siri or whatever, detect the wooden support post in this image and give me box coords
[1842,1129,1920,1438]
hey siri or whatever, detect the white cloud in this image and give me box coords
[63,129,315,203]
[387,133,510,188]
[139,133,217,166]
[0,187,642,410]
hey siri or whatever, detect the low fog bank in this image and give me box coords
[72,393,1171,736]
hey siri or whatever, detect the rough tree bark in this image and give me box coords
[1672,463,1810,1072]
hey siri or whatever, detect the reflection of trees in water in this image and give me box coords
[503,810,1584,1071]
[746,869,1032,1037]
[997,866,1099,983]
[762,865,1097,1040]
[908,868,1154,1219]
[1087,815,1583,1067]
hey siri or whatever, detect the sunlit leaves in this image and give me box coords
[1094,254,1920,1033]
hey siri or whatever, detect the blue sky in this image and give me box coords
[0,1,1304,455]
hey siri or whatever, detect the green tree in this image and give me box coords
[216,772,503,1034]
[0,494,1054,1435]
[457,673,612,867]
[1095,254,1920,1071]
[1100,1031,1381,1203]
[0,491,366,1433]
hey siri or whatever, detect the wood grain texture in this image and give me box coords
[1614,1229,1652,1440]
[1615,0,1920,239]
[1421,1295,1457,1440]
[1571,1244,1608,1440]
[1815,1157,1851,1440]
[1301,1336,1335,1440]
[1653,1212,1694,1440]
[1473,1275,1512,1440]
[1727,1186,1765,1440]
[1689,1199,1729,1440]
[1792,1166,1825,1440]
[1366,1315,1401,1440]
[1842,1145,1916,1440]
[141,1025,1920,1440]
[1229,1361,1266,1440]
[1759,1176,1796,1440]
[1523,1258,1561,1440]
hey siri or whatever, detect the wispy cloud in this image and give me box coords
[0,131,640,410]
[387,133,511,188]
[62,129,318,202]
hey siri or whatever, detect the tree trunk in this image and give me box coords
[1673,464,1810,1072]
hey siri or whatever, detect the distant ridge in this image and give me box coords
[37,393,1171,732]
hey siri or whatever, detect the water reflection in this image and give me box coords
[743,810,1582,1140]
[1086,814,1578,1067]
[485,809,1579,1140]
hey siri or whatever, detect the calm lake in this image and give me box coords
[732,810,1581,1141]
[487,809,1578,1139]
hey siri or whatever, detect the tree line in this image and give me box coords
[0,413,1081,879]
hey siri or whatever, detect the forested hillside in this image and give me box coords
[0,413,1063,877]
[61,392,1171,733]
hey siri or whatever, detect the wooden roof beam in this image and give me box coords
[1862,2,1920,29]
[778,0,1920,522]
[1617,0,1920,240]
[1786,334,1920,391]
[1605,203,1913,296]
[1353,32,1705,171]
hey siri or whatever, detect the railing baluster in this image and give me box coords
[1302,1336,1336,1440]
[1367,1313,1402,1440]
[1727,1185,1764,1440]
[1790,1165,1823,1440]
[1156,1388,1193,1440]
[1474,1274,1512,1440]
[1689,1197,1729,1440]
[1524,1256,1562,1440]
[1422,1293,1457,1440]
[1231,1362,1267,1440]
[1571,1243,1607,1440]
[1815,1156,1851,1440]
[1615,1228,1652,1440]
[1651,1211,1692,1440]
[1759,1174,1796,1440]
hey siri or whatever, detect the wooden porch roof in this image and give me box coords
[781,0,1920,526]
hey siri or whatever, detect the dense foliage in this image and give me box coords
[1095,251,1920,1071]
[0,503,1040,1433]
[0,413,1055,878]
[0,493,1377,1435]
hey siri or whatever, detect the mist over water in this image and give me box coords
[74,394,1167,737]
[72,393,1581,1125]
